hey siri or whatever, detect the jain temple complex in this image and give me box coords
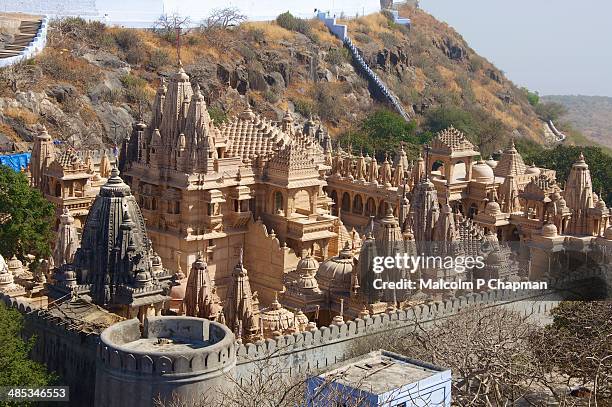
[1,64,611,405]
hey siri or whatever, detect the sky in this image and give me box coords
[419,0,612,97]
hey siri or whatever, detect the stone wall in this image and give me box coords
[1,267,606,405]
[244,219,300,304]
[0,293,99,406]
[95,317,236,407]
[234,269,604,381]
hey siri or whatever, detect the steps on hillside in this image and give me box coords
[0,17,43,61]
[344,37,412,121]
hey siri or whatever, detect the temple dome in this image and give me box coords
[296,255,319,274]
[7,256,24,275]
[64,167,172,306]
[485,201,501,216]
[316,242,353,290]
[485,156,498,168]
[541,222,558,237]
[604,226,612,240]
[0,255,14,286]
[525,164,541,175]
[261,293,295,334]
[472,160,494,181]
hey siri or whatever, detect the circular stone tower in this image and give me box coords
[95,316,236,407]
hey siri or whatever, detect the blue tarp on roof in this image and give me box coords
[0,152,31,172]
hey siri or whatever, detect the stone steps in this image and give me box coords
[344,37,411,121]
[0,17,43,61]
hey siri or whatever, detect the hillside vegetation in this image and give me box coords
[0,6,553,157]
[542,95,612,149]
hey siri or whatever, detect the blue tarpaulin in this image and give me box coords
[0,152,31,172]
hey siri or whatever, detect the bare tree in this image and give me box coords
[153,13,192,47]
[202,7,247,30]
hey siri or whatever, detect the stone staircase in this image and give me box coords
[0,19,42,59]
[344,36,412,121]
[0,13,48,67]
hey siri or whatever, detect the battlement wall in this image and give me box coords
[0,294,100,406]
[234,269,604,379]
[95,316,237,407]
[98,317,236,376]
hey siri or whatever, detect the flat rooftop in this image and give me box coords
[318,350,449,395]
[121,337,212,352]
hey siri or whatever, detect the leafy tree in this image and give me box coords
[424,106,507,155]
[339,109,422,159]
[534,101,567,122]
[517,144,612,204]
[0,303,55,404]
[0,165,54,263]
[522,88,540,106]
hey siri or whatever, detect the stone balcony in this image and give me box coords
[287,214,336,242]
[226,211,251,229]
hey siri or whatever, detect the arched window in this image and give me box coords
[55,182,62,197]
[294,190,311,214]
[365,198,376,216]
[352,195,363,214]
[468,203,478,218]
[274,192,284,214]
[341,192,351,212]
[330,190,338,216]
[452,160,467,182]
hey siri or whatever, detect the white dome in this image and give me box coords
[316,245,353,290]
[472,160,495,181]
[525,164,541,175]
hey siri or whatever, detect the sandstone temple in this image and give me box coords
[1,63,611,405]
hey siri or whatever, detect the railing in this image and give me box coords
[316,11,411,122]
[0,16,49,68]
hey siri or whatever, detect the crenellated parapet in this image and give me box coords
[95,316,236,407]
[234,267,607,375]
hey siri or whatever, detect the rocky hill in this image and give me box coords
[0,6,545,156]
[541,95,612,149]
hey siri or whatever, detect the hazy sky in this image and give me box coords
[419,0,612,97]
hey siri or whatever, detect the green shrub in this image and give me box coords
[292,98,314,117]
[379,32,400,48]
[339,109,422,157]
[114,29,141,51]
[0,303,56,395]
[149,48,171,70]
[324,47,350,66]
[264,89,281,104]
[534,101,567,121]
[120,73,148,104]
[521,88,540,106]
[208,107,228,124]
[276,12,311,36]
[354,32,372,43]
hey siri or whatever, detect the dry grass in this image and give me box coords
[309,20,341,46]
[0,121,22,144]
[242,21,295,42]
[413,67,427,93]
[3,107,38,125]
[437,65,461,93]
